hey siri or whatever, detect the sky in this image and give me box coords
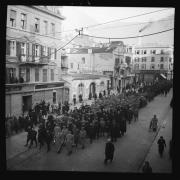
[60,7,175,45]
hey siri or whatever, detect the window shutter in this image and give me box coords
[32,44,35,61]
[28,43,32,62]
[40,45,43,57]
[16,41,21,61]
[48,47,51,60]
[54,48,57,59]
[26,43,29,61]
[6,40,10,55]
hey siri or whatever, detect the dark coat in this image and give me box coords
[105,142,115,158]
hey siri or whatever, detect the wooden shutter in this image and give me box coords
[16,41,21,61]
[26,43,29,61]
[28,43,32,62]
[32,44,35,61]
[54,48,57,59]
[40,45,43,57]
[48,47,51,60]
[6,40,10,55]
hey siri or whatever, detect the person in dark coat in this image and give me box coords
[24,126,32,147]
[142,161,152,173]
[28,128,37,149]
[45,129,52,152]
[87,123,95,144]
[104,138,115,164]
[38,124,46,150]
[157,136,166,157]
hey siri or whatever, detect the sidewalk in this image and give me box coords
[139,91,172,173]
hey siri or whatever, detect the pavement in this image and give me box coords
[6,89,172,172]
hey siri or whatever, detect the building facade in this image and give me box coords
[132,44,173,82]
[63,41,134,102]
[6,5,69,116]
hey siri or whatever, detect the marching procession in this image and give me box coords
[6,79,172,158]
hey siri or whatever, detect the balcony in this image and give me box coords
[19,55,49,66]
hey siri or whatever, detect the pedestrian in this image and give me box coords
[45,129,52,152]
[104,138,115,164]
[79,127,87,149]
[57,126,68,153]
[142,161,152,173]
[149,115,158,132]
[157,136,166,157]
[66,130,74,155]
[28,127,37,149]
[24,126,32,147]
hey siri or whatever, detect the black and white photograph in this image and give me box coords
[5,5,174,173]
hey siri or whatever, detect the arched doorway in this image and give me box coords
[89,82,96,97]
[78,83,85,98]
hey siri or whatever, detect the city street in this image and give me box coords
[6,89,172,172]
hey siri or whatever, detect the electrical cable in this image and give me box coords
[83,8,172,29]
[82,28,174,40]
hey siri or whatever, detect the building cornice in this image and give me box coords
[31,6,65,20]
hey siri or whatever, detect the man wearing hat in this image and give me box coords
[104,138,115,164]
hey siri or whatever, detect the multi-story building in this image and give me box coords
[62,41,134,102]
[132,43,173,83]
[6,5,69,116]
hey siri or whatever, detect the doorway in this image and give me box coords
[22,95,32,113]
[89,82,96,97]
[53,91,57,104]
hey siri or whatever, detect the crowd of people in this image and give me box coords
[20,79,172,156]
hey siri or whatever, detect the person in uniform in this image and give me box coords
[104,138,115,164]
[157,136,166,157]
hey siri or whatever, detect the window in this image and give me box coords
[26,68,30,82]
[19,68,25,81]
[160,57,164,62]
[35,45,39,57]
[44,21,48,34]
[160,64,164,69]
[82,57,85,64]
[169,58,172,62]
[142,57,146,62]
[136,50,140,54]
[50,48,55,60]
[135,64,139,70]
[35,68,39,82]
[43,69,47,82]
[6,68,16,83]
[150,64,155,70]
[35,18,40,33]
[151,57,155,62]
[10,40,16,56]
[51,23,55,36]
[10,10,16,27]
[51,69,54,81]
[144,50,147,54]
[21,43,26,55]
[43,46,47,56]
[21,13,26,29]
[151,50,156,54]
[161,50,164,54]
[141,64,146,70]
[70,63,73,69]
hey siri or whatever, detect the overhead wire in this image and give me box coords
[83,8,172,29]
[82,28,174,40]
